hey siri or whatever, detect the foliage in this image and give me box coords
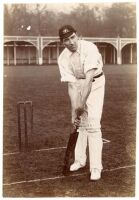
[4,3,136,37]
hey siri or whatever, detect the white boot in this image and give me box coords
[70,161,86,171]
[90,168,101,181]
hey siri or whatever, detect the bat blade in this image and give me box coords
[62,108,84,176]
[62,130,79,176]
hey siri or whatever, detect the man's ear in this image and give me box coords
[77,34,82,40]
[75,33,78,38]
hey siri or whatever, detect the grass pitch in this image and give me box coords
[3,64,136,197]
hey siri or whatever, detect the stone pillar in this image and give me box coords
[7,46,10,65]
[113,48,116,64]
[28,47,31,65]
[48,47,51,64]
[38,36,43,65]
[117,36,122,64]
[103,47,106,64]
[130,44,133,64]
[56,44,59,60]
[36,50,38,65]
[14,42,17,66]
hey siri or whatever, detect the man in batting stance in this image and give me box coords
[58,25,105,181]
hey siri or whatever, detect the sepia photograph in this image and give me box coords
[2,0,137,197]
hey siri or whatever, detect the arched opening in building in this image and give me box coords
[4,41,37,65]
[94,42,117,64]
[43,42,64,64]
[122,43,137,64]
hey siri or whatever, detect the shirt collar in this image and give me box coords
[76,40,81,54]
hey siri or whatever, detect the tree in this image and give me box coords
[103,3,136,37]
[3,3,136,37]
[4,5,12,35]
[69,4,98,37]
[7,4,32,36]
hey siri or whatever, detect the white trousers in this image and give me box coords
[72,75,105,172]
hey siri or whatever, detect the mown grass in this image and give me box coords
[3,64,136,197]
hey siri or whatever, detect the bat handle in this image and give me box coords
[72,108,84,134]
[76,107,84,119]
[72,117,80,133]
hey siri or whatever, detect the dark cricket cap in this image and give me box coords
[59,25,76,40]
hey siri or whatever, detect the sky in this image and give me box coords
[31,3,113,13]
[5,2,114,14]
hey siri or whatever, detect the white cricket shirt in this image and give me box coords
[58,40,103,82]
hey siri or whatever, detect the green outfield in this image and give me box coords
[3,64,136,197]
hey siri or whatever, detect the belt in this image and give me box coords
[93,72,103,79]
[79,72,103,81]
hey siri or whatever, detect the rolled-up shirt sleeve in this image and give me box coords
[84,43,103,74]
[58,56,76,83]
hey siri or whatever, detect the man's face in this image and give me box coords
[62,33,78,52]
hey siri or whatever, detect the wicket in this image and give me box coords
[17,101,33,151]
